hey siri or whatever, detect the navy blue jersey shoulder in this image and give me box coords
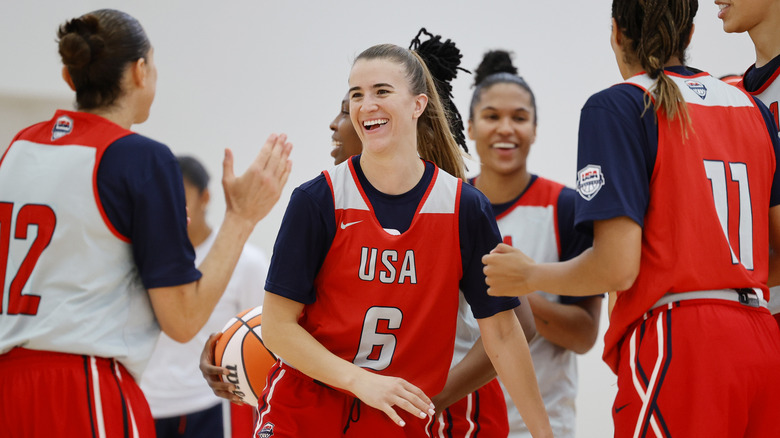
[745,95,780,207]
[265,155,519,318]
[98,134,200,289]
[742,53,780,93]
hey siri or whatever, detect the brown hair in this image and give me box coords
[612,0,698,132]
[57,9,151,110]
[354,44,465,180]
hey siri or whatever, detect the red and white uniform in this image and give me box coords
[495,177,583,438]
[577,70,780,437]
[0,110,158,437]
[308,158,462,395]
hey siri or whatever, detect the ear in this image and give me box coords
[413,94,429,119]
[131,57,148,88]
[467,119,475,140]
[610,17,622,50]
[61,67,76,91]
[201,187,211,209]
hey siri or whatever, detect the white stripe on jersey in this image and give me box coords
[627,73,755,108]
[257,368,286,432]
[90,357,107,438]
[629,313,667,438]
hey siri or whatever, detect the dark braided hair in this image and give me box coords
[57,9,151,110]
[469,50,537,125]
[409,28,470,153]
[612,0,698,131]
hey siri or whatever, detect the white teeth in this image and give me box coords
[493,142,516,149]
[363,119,388,128]
[718,4,727,10]
[332,140,342,147]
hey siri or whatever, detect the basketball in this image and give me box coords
[214,306,277,407]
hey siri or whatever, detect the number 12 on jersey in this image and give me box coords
[703,160,754,270]
[0,202,56,315]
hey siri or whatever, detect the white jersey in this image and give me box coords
[494,177,582,438]
[140,230,268,417]
[0,118,153,380]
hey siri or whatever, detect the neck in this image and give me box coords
[475,168,532,205]
[359,151,425,195]
[188,222,212,248]
[85,106,135,130]
[749,14,780,67]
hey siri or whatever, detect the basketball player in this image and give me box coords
[483,0,780,436]
[718,0,780,327]
[141,155,269,438]
[0,9,291,437]
[257,43,552,437]
[452,50,600,438]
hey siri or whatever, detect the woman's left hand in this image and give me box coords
[482,243,536,297]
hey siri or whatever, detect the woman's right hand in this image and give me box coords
[350,370,435,427]
[199,332,244,404]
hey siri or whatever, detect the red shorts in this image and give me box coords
[256,361,433,437]
[428,378,508,437]
[613,300,780,437]
[0,348,155,437]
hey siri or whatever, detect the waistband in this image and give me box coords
[650,288,767,311]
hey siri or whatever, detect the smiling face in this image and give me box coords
[329,93,363,164]
[348,58,427,156]
[469,82,537,177]
[717,0,775,33]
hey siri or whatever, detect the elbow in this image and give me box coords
[570,331,600,355]
[162,325,199,344]
[604,263,638,292]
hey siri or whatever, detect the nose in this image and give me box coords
[360,95,379,113]
[497,116,512,135]
[329,114,340,131]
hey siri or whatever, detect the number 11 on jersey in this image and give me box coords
[703,160,754,270]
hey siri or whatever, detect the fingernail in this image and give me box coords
[399,420,406,427]
[419,411,426,418]
[428,408,435,416]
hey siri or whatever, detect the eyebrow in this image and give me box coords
[348,83,395,93]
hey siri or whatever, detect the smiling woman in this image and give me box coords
[241,41,553,438]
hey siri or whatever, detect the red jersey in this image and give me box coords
[604,72,776,372]
[306,158,462,395]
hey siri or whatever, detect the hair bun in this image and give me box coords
[58,15,104,69]
[474,50,518,87]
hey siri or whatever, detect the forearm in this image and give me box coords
[261,293,368,394]
[479,311,552,438]
[526,294,601,354]
[432,338,496,412]
[156,214,255,341]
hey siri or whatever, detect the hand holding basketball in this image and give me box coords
[350,370,435,427]
[482,243,536,297]
[199,332,242,404]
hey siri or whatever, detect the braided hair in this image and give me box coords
[409,28,470,153]
[469,50,537,125]
[612,0,698,132]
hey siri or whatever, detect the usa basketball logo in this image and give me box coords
[256,422,274,438]
[577,164,605,201]
[51,115,74,141]
[685,80,707,100]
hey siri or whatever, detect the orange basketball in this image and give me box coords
[214,306,277,407]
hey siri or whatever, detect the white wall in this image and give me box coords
[0,1,757,436]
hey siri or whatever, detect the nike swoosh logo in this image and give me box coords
[340,220,363,230]
[614,403,630,414]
